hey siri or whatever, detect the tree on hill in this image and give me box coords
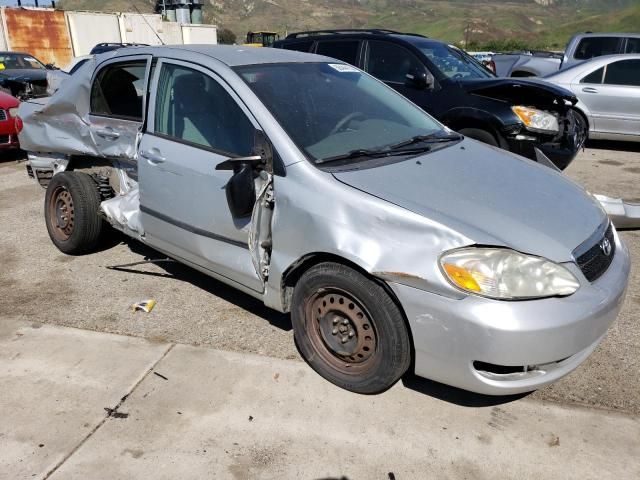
[218,28,237,45]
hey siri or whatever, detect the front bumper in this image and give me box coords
[0,117,20,149]
[390,234,630,395]
[505,109,587,171]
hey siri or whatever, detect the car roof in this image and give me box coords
[571,32,640,39]
[546,53,640,80]
[109,44,335,67]
[278,30,445,49]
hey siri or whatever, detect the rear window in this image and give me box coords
[90,61,146,120]
[574,37,620,60]
[625,37,640,54]
[604,59,640,87]
[316,41,360,64]
[580,66,604,84]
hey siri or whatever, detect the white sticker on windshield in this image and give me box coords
[24,57,36,62]
[328,63,359,73]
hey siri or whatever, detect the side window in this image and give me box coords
[282,40,313,52]
[90,61,147,120]
[154,63,254,156]
[366,41,423,83]
[625,38,640,54]
[315,41,359,65]
[580,66,604,84]
[574,37,620,60]
[604,59,640,87]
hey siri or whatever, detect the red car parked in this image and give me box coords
[0,90,20,150]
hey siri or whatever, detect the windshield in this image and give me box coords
[235,63,445,164]
[416,42,493,80]
[0,53,45,70]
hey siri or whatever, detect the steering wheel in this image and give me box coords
[330,112,366,135]
[451,73,465,80]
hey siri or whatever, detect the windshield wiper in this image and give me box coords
[387,132,462,150]
[316,146,432,165]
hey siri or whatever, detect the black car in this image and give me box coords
[274,29,586,170]
[0,52,52,99]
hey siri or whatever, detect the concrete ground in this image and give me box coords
[1,142,640,477]
[1,318,639,480]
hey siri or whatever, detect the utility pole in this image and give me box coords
[464,22,470,48]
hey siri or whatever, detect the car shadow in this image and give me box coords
[401,373,531,407]
[0,149,26,163]
[108,235,292,332]
[586,140,640,153]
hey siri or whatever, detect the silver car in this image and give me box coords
[19,46,630,395]
[545,54,640,142]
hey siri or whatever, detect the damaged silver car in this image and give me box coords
[20,46,630,395]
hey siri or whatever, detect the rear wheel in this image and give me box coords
[459,128,499,147]
[292,262,411,394]
[44,172,104,255]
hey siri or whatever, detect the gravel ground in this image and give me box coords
[1,142,639,414]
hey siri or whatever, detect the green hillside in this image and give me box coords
[57,0,640,49]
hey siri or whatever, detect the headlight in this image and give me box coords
[8,107,18,117]
[512,106,559,132]
[440,248,579,300]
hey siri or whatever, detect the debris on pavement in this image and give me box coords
[153,372,168,380]
[131,299,157,313]
[104,407,129,419]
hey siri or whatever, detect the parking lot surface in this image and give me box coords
[1,142,639,415]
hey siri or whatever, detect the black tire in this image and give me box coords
[459,128,499,147]
[292,262,411,394]
[571,107,589,137]
[44,171,103,255]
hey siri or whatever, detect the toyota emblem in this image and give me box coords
[600,237,612,256]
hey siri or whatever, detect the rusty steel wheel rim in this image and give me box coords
[305,288,378,374]
[48,186,75,241]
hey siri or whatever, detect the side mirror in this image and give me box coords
[216,130,274,218]
[405,68,434,90]
[225,162,256,218]
[45,63,57,70]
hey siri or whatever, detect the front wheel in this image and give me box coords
[292,262,412,394]
[44,171,104,255]
[458,128,499,147]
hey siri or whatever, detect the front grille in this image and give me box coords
[575,223,615,282]
[0,109,6,121]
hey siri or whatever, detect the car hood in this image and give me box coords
[0,69,47,83]
[331,139,606,263]
[458,77,577,106]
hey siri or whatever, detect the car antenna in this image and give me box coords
[129,1,166,46]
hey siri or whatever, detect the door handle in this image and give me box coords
[582,87,598,94]
[139,149,166,164]
[95,127,120,139]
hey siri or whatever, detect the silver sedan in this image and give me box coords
[545,54,640,142]
[19,46,631,396]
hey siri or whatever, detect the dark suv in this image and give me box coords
[274,29,586,170]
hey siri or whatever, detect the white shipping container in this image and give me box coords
[158,21,183,45]
[66,11,121,57]
[119,13,165,46]
[182,24,217,45]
